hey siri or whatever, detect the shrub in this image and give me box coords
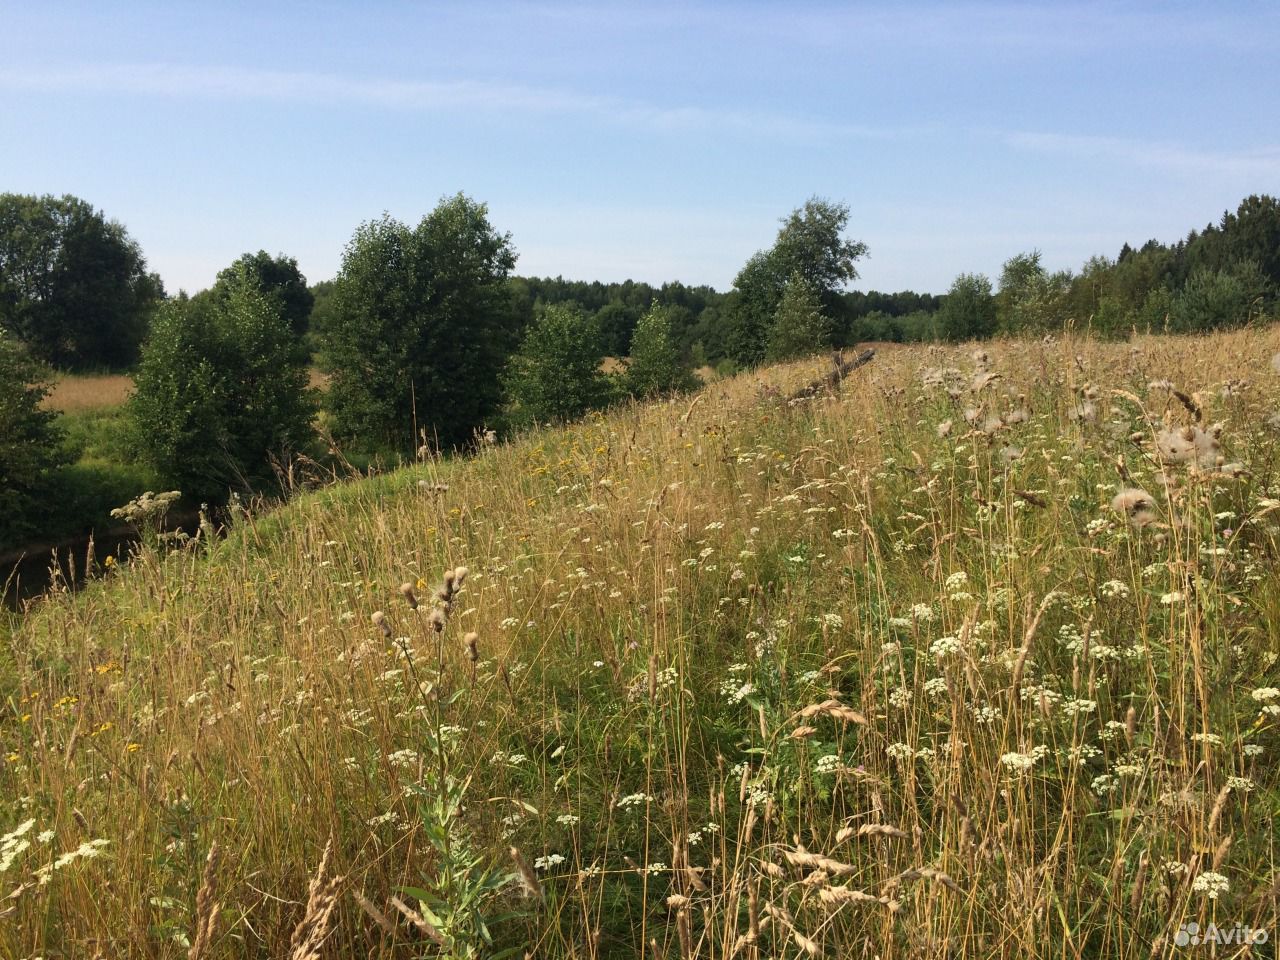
[128,267,315,501]
[502,304,614,425]
[766,272,832,361]
[0,331,68,549]
[936,272,998,341]
[624,306,696,399]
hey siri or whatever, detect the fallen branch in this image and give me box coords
[787,349,876,403]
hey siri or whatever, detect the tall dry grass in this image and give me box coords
[41,373,135,412]
[3,329,1279,958]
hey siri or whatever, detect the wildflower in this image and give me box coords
[1092,774,1119,795]
[971,704,1002,725]
[930,635,962,658]
[1191,871,1229,900]
[1060,698,1097,717]
[885,743,915,763]
[814,754,841,774]
[534,853,566,870]
[1000,752,1038,774]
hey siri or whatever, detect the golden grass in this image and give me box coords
[41,373,134,412]
[42,368,330,415]
[4,328,1280,958]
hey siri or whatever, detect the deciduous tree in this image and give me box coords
[503,304,614,424]
[318,195,518,451]
[0,193,162,369]
[129,267,315,499]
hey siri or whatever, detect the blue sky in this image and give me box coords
[1,1,1277,294]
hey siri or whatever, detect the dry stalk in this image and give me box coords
[288,838,344,960]
[187,842,221,960]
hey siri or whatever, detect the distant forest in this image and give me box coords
[5,192,1278,379]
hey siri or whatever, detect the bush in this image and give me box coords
[624,306,696,399]
[766,272,832,361]
[128,267,315,501]
[936,273,997,341]
[502,304,615,425]
[0,332,68,549]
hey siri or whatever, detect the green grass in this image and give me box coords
[34,406,162,547]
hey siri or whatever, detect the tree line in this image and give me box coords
[2,189,1278,549]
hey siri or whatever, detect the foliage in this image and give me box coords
[623,305,695,399]
[0,331,68,549]
[207,250,314,338]
[317,195,517,452]
[765,271,832,361]
[996,250,1072,334]
[727,198,866,365]
[936,272,997,341]
[1169,261,1270,333]
[0,193,162,370]
[502,304,614,424]
[128,266,315,500]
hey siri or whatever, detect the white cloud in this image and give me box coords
[0,61,911,142]
[1004,130,1280,179]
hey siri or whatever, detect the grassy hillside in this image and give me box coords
[4,331,1280,958]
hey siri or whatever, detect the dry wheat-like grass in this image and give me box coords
[287,839,343,960]
[40,373,134,412]
[4,329,1280,958]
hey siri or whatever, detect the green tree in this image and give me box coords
[997,251,1072,334]
[209,251,314,338]
[936,273,997,341]
[766,272,832,361]
[129,267,315,500]
[0,193,163,369]
[503,304,613,424]
[593,301,641,357]
[317,195,518,452]
[624,305,695,399]
[0,330,69,548]
[1169,262,1270,332]
[728,198,866,366]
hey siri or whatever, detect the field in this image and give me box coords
[41,373,136,413]
[3,330,1279,957]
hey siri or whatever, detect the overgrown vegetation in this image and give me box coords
[4,330,1278,957]
[5,190,1280,567]
[128,264,315,501]
[0,331,67,548]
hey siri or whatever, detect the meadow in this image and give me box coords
[2,330,1279,958]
